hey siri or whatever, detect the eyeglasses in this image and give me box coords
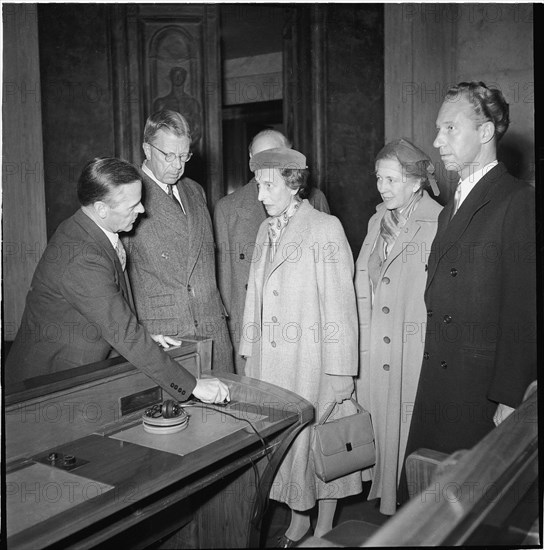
[148,142,193,163]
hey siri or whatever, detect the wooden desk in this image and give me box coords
[6,350,314,549]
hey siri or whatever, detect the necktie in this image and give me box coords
[167,184,181,209]
[115,239,126,271]
[452,181,462,217]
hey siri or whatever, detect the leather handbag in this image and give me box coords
[312,398,375,483]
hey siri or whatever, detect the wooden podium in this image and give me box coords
[5,339,314,549]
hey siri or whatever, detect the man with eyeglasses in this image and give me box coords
[122,110,233,373]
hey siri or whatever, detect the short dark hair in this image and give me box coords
[445,81,510,142]
[282,168,310,199]
[77,157,142,206]
[143,109,191,143]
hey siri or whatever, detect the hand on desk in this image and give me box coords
[193,378,230,404]
[493,402,515,426]
[151,334,182,349]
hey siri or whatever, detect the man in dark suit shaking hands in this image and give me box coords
[403,81,536,466]
[6,157,229,404]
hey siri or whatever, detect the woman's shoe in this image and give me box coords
[276,528,311,548]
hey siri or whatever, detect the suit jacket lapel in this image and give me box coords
[382,194,438,272]
[73,210,131,303]
[264,201,310,283]
[426,163,505,289]
[236,179,267,233]
[178,179,205,280]
[358,206,383,270]
[142,174,188,238]
[382,220,422,273]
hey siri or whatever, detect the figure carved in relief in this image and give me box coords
[154,67,202,145]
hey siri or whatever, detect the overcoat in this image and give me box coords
[355,191,442,515]
[240,200,362,510]
[214,180,329,373]
[123,173,233,372]
[6,209,197,400]
[405,163,536,461]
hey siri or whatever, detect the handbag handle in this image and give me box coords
[317,398,365,425]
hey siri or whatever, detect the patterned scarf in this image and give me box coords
[267,197,301,261]
[379,192,422,258]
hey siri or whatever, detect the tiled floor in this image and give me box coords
[261,481,390,547]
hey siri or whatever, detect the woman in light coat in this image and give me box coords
[240,147,362,546]
[356,139,442,515]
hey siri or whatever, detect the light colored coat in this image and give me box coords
[240,200,362,510]
[214,180,330,374]
[122,174,233,372]
[355,191,442,515]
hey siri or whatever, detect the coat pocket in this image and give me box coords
[148,293,175,309]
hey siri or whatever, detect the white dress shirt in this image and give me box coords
[456,160,498,209]
[142,162,186,214]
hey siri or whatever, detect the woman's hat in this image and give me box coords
[249,147,307,172]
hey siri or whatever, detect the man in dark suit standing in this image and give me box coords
[6,157,229,404]
[403,82,536,470]
[122,110,233,372]
[214,130,330,373]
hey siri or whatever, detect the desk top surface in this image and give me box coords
[7,373,314,550]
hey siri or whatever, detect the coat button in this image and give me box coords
[170,382,175,388]
[271,341,277,348]
[382,306,390,314]
[382,277,390,285]
[383,336,391,344]
[272,316,278,322]
[441,360,447,369]
[273,290,279,296]
[427,309,433,317]
[181,390,186,395]
[450,268,458,277]
[443,315,452,324]
[240,253,245,260]
[423,352,429,359]
[383,364,390,371]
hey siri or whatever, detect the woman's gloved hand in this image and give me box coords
[329,374,354,404]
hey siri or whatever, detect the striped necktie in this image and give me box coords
[167,184,182,209]
[115,239,126,271]
[452,181,462,218]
